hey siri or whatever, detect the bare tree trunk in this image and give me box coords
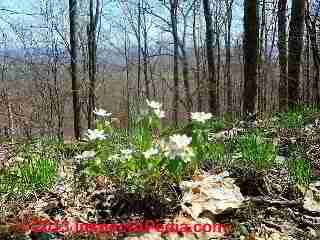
[235,38,243,114]
[170,0,179,126]
[0,37,13,142]
[143,51,149,99]
[225,0,233,113]
[180,48,192,117]
[137,0,142,99]
[149,55,157,98]
[215,2,221,114]
[268,15,277,112]
[150,63,156,98]
[125,28,131,132]
[305,10,320,106]
[178,7,193,119]
[278,0,288,111]
[258,0,266,112]
[142,0,150,99]
[288,0,305,109]
[69,0,81,139]
[143,40,149,99]
[199,16,207,111]
[52,43,65,140]
[1,92,13,142]
[243,0,258,114]
[304,27,310,104]
[193,4,202,112]
[7,97,14,143]
[87,0,100,129]
[263,3,269,112]
[2,92,14,143]
[203,0,218,115]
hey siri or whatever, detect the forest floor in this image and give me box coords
[0,106,320,240]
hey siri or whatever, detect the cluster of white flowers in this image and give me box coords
[154,108,165,118]
[120,148,133,160]
[191,112,213,123]
[108,149,133,162]
[93,108,112,117]
[164,134,194,162]
[112,133,194,163]
[108,153,121,161]
[121,149,133,155]
[143,147,159,159]
[82,108,112,141]
[169,134,192,150]
[87,101,196,165]
[146,99,162,109]
[75,150,96,159]
[146,99,165,119]
[85,129,106,140]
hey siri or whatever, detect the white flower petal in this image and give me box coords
[121,149,133,156]
[86,129,106,140]
[154,109,165,118]
[146,99,162,109]
[93,108,112,117]
[191,112,212,123]
[169,134,192,150]
[143,147,159,159]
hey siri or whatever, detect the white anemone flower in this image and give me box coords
[143,147,159,159]
[108,154,121,161]
[75,150,96,159]
[191,112,213,123]
[121,149,133,155]
[146,99,162,109]
[86,129,106,140]
[169,134,192,150]
[93,108,112,117]
[120,148,133,160]
[158,137,194,163]
[154,109,165,118]
[164,134,194,162]
[178,147,195,162]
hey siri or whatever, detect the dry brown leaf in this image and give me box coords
[192,175,205,181]
[192,187,201,194]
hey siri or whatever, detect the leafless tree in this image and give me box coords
[170,0,180,126]
[288,0,305,108]
[278,0,288,111]
[243,0,258,114]
[225,0,234,113]
[69,0,81,139]
[192,1,202,112]
[203,0,218,115]
[87,0,101,129]
[305,1,320,105]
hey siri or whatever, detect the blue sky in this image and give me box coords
[1,0,33,10]
[1,0,41,29]
[0,0,245,49]
[1,0,39,16]
[0,0,64,48]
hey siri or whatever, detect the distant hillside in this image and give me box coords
[0,47,135,66]
[0,46,194,66]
